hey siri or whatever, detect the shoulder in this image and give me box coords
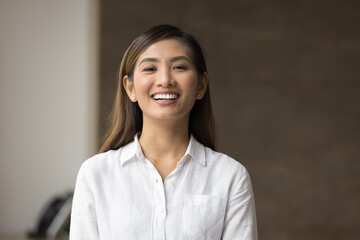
[190,137,249,179]
[208,149,254,196]
[204,146,253,189]
[78,148,122,177]
[205,147,247,174]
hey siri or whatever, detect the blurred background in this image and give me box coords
[1,0,359,239]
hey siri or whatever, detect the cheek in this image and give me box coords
[133,77,151,95]
[184,76,199,95]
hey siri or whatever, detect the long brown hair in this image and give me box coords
[99,25,217,153]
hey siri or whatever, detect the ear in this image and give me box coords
[123,75,137,102]
[196,72,209,100]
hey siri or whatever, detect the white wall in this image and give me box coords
[0,0,98,235]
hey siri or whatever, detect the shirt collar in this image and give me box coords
[119,134,206,167]
[184,135,206,167]
[119,134,145,166]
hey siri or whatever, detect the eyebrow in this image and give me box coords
[138,55,191,66]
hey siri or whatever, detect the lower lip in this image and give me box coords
[152,98,179,105]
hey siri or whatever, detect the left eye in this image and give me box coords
[173,65,187,70]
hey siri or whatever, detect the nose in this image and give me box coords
[156,67,174,87]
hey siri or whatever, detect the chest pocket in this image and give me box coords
[182,194,227,240]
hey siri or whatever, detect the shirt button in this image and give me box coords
[167,180,174,187]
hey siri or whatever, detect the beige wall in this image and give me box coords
[0,0,98,235]
[99,1,360,239]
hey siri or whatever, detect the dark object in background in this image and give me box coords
[28,192,73,238]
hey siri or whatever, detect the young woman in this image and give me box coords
[70,25,257,239]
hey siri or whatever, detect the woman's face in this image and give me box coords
[124,38,207,124]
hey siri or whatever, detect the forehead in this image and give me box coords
[138,38,192,60]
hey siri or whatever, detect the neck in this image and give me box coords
[139,117,190,164]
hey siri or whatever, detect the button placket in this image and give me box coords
[150,168,166,240]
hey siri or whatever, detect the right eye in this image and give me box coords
[143,67,156,72]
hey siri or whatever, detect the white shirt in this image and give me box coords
[70,135,257,240]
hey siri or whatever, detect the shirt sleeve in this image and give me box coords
[221,166,258,240]
[70,162,99,239]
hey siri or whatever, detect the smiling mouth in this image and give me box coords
[152,93,179,101]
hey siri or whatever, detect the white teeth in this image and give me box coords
[152,93,179,100]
